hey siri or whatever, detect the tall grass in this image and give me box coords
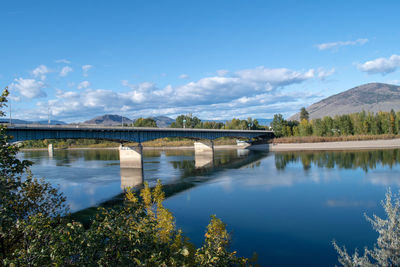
[273,134,400,143]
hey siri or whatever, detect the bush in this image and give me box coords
[334,189,400,266]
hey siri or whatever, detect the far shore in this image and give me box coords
[266,138,400,151]
[19,138,400,152]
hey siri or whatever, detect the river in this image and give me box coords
[19,148,400,266]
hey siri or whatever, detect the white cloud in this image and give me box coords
[179,74,189,79]
[32,65,323,121]
[82,65,92,77]
[55,59,71,64]
[9,78,47,99]
[60,66,73,77]
[358,54,400,75]
[316,38,368,51]
[317,68,335,80]
[77,80,90,89]
[32,65,49,81]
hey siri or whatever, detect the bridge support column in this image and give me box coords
[119,144,144,189]
[48,144,54,157]
[194,140,214,168]
[119,144,143,168]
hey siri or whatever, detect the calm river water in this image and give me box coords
[19,148,400,266]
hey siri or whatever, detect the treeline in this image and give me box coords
[275,149,400,172]
[170,114,264,130]
[272,108,400,138]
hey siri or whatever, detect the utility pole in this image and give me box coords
[48,106,51,126]
[9,102,11,125]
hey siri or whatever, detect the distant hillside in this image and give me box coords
[0,119,67,125]
[151,116,174,128]
[289,83,400,120]
[83,114,133,126]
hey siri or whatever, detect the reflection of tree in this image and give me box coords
[275,149,400,172]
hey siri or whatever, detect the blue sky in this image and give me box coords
[1,0,400,122]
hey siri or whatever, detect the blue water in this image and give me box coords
[20,148,400,266]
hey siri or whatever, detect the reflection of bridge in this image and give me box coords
[7,124,273,172]
[72,149,268,222]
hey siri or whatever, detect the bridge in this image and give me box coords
[6,124,273,170]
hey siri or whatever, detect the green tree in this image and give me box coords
[170,114,202,128]
[271,114,287,137]
[133,117,157,127]
[299,119,313,136]
[300,107,309,121]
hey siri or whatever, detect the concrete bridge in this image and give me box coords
[6,124,273,172]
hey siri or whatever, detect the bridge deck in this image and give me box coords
[5,124,274,143]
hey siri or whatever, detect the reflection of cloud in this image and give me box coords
[326,199,376,208]
[366,172,400,186]
[244,167,340,189]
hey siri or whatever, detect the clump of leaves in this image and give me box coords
[334,189,400,266]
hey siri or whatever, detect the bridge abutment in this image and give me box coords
[194,140,214,168]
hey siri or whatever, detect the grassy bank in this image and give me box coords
[20,137,239,149]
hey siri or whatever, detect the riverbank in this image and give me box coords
[265,138,400,151]
[20,136,400,152]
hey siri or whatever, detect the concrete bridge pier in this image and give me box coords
[119,144,144,188]
[194,140,214,168]
[48,144,54,157]
[119,144,143,168]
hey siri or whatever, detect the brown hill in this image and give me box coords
[83,114,134,126]
[289,83,400,121]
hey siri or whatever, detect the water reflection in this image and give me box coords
[275,149,400,172]
[120,168,143,189]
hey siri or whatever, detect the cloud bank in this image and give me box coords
[25,66,331,121]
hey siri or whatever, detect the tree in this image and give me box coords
[133,117,157,127]
[0,88,67,261]
[271,114,287,138]
[300,107,309,121]
[334,189,400,266]
[170,114,202,128]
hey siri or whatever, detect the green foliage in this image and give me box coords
[170,114,202,128]
[274,110,400,138]
[300,107,309,121]
[133,117,157,127]
[334,189,400,266]
[0,88,67,262]
[195,215,248,266]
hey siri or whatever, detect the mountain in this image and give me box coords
[151,116,174,128]
[0,119,67,125]
[83,114,134,126]
[289,83,400,121]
